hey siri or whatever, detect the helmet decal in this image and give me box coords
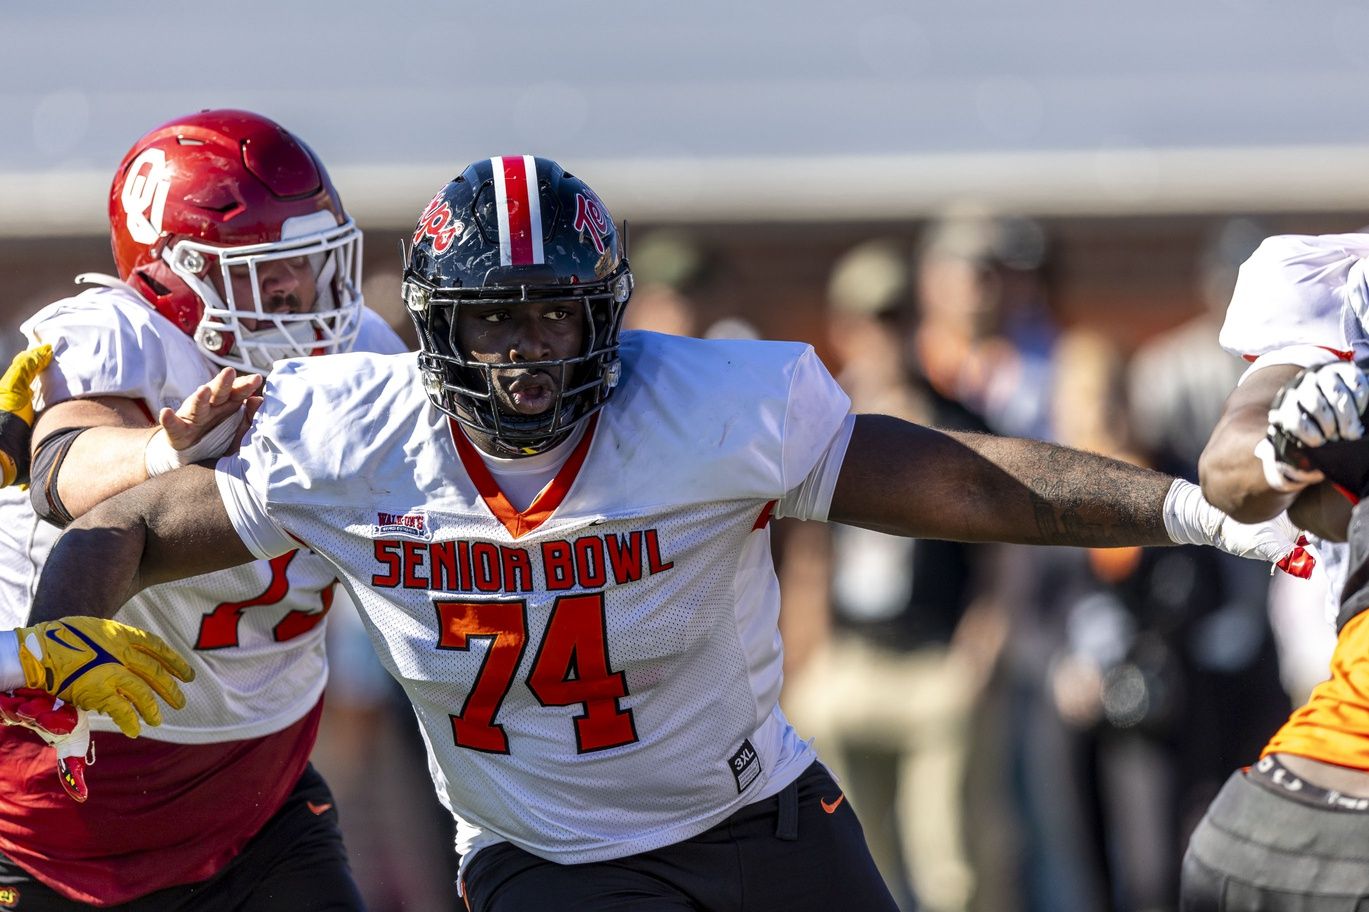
[120,148,171,246]
[574,192,610,255]
[492,155,544,266]
[414,193,460,254]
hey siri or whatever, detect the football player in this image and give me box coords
[24,156,1311,912]
[0,343,193,803]
[1183,234,1369,910]
[0,110,407,910]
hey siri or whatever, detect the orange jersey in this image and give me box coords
[1263,610,1369,768]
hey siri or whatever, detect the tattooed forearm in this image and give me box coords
[830,416,1176,548]
[1009,441,1170,546]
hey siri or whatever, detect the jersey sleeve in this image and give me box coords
[21,290,171,411]
[776,413,856,521]
[1219,234,1369,376]
[214,453,297,560]
[778,346,853,494]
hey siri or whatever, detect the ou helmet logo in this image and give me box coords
[121,148,171,245]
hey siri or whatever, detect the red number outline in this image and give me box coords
[196,550,334,650]
[434,592,637,755]
[435,599,529,754]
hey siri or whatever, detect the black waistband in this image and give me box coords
[1247,755,1369,812]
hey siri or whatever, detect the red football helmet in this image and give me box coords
[108,109,363,372]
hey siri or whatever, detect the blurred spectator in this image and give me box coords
[783,238,1009,912]
[915,207,1058,440]
[623,230,709,337]
[1000,330,1291,912]
[1127,218,1265,472]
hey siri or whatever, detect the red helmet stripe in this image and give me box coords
[492,155,544,266]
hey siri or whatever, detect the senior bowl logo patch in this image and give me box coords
[373,510,432,541]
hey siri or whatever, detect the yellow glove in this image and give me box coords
[14,617,196,738]
[0,344,53,487]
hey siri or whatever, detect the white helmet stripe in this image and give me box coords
[491,156,545,267]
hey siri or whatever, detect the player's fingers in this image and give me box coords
[8,345,53,388]
[204,367,237,406]
[124,649,189,710]
[236,396,264,448]
[113,676,164,728]
[229,373,262,401]
[92,690,144,738]
[1272,391,1327,447]
[1316,364,1366,439]
[126,631,195,683]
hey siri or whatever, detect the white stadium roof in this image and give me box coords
[5,0,1369,232]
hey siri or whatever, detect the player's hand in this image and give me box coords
[1267,361,1369,499]
[1212,511,1316,579]
[0,344,53,487]
[0,688,93,801]
[145,367,262,476]
[13,617,195,738]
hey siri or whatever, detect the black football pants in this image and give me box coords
[461,760,899,912]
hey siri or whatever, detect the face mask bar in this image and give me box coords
[165,218,365,372]
[405,266,631,454]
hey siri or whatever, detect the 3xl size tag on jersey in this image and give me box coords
[729,739,762,794]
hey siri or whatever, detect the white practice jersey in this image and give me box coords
[0,283,407,742]
[1220,233,1369,611]
[216,331,851,865]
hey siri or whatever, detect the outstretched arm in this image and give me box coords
[830,415,1174,546]
[829,413,1307,570]
[27,463,254,625]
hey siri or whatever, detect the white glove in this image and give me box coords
[1163,479,1314,578]
[1268,360,1369,448]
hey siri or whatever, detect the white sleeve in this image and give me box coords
[22,290,172,411]
[1219,234,1369,367]
[776,413,855,522]
[354,306,410,355]
[214,453,297,560]
[778,346,853,493]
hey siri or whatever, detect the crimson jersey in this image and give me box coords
[216,331,852,874]
[0,282,405,904]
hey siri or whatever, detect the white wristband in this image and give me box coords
[144,414,241,478]
[0,631,25,690]
[1162,478,1222,547]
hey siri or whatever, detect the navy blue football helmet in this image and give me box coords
[403,156,632,455]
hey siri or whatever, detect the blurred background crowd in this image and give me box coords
[8,1,1369,908]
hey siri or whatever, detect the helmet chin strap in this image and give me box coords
[230,320,322,373]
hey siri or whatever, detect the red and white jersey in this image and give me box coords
[1220,233,1369,373]
[0,282,407,741]
[216,330,851,866]
[1220,233,1369,613]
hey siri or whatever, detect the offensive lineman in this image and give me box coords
[0,110,406,910]
[1183,234,1369,910]
[25,157,1311,911]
